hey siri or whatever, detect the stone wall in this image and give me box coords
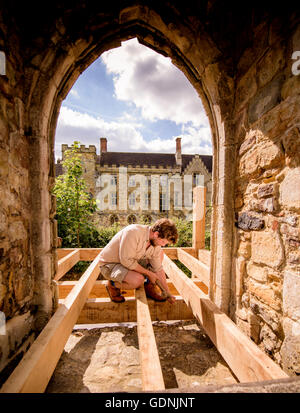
[0,1,299,383]
[0,37,37,381]
[233,22,300,374]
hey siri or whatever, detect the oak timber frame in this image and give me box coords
[0,186,288,392]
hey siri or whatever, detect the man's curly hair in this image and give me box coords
[151,218,178,245]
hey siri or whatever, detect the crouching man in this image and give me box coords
[99,218,178,303]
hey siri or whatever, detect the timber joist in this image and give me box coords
[0,247,288,393]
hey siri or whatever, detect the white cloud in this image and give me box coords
[55,107,212,160]
[69,89,79,98]
[55,107,145,159]
[55,38,212,160]
[102,38,209,127]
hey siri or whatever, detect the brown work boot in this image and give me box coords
[106,281,125,303]
[144,282,167,302]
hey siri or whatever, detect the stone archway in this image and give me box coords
[1,2,299,376]
[25,5,235,324]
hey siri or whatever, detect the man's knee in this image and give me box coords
[132,273,144,289]
[124,271,144,289]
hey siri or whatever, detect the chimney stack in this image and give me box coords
[100,137,107,153]
[175,137,182,166]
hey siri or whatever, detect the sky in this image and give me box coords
[54,38,212,161]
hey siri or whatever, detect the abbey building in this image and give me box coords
[55,137,213,226]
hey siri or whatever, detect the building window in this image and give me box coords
[193,174,203,186]
[110,214,119,225]
[110,192,117,206]
[127,214,137,224]
[128,175,135,187]
[174,191,181,208]
[144,192,149,209]
[142,214,152,224]
[129,192,135,207]
[111,175,117,186]
[160,193,167,212]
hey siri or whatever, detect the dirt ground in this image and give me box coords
[46,320,238,393]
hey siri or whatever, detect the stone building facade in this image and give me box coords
[57,137,213,227]
[0,1,299,383]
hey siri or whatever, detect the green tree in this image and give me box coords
[53,141,97,247]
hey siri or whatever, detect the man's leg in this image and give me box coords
[142,252,167,302]
[114,270,144,290]
[102,264,145,303]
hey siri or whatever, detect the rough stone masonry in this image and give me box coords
[0,1,299,384]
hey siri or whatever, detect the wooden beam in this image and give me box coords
[197,248,211,267]
[135,285,165,391]
[56,248,76,259]
[192,186,206,250]
[0,252,102,393]
[162,247,177,260]
[162,255,288,383]
[79,248,102,260]
[58,280,207,299]
[55,249,80,281]
[177,248,210,287]
[73,296,194,324]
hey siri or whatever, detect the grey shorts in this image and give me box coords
[100,259,152,284]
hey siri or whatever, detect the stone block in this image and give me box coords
[280,224,300,240]
[283,270,300,321]
[235,65,257,112]
[246,262,268,282]
[237,240,251,259]
[8,221,27,242]
[13,271,33,306]
[281,76,300,101]
[260,324,281,354]
[279,168,300,211]
[250,197,277,213]
[236,316,260,344]
[237,212,264,231]
[258,140,284,170]
[257,44,284,88]
[281,215,298,227]
[239,135,256,156]
[250,296,281,333]
[251,230,284,269]
[257,183,277,198]
[281,317,300,375]
[248,74,285,124]
[239,140,284,178]
[248,278,281,311]
[235,256,246,297]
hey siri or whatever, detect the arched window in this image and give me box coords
[142,214,152,224]
[127,214,137,224]
[110,214,119,225]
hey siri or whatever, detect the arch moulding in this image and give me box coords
[25,4,236,322]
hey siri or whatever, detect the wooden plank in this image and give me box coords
[56,248,76,259]
[162,254,289,383]
[192,186,206,250]
[58,279,207,299]
[79,248,102,260]
[197,248,211,267]
[73,296,194,324]
[55,249,80,281]
[162,247,177,260]
[0,251,102,393]
[135,285,165,391]
[177,248,210,286]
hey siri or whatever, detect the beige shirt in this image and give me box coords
[98,224,163,272]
